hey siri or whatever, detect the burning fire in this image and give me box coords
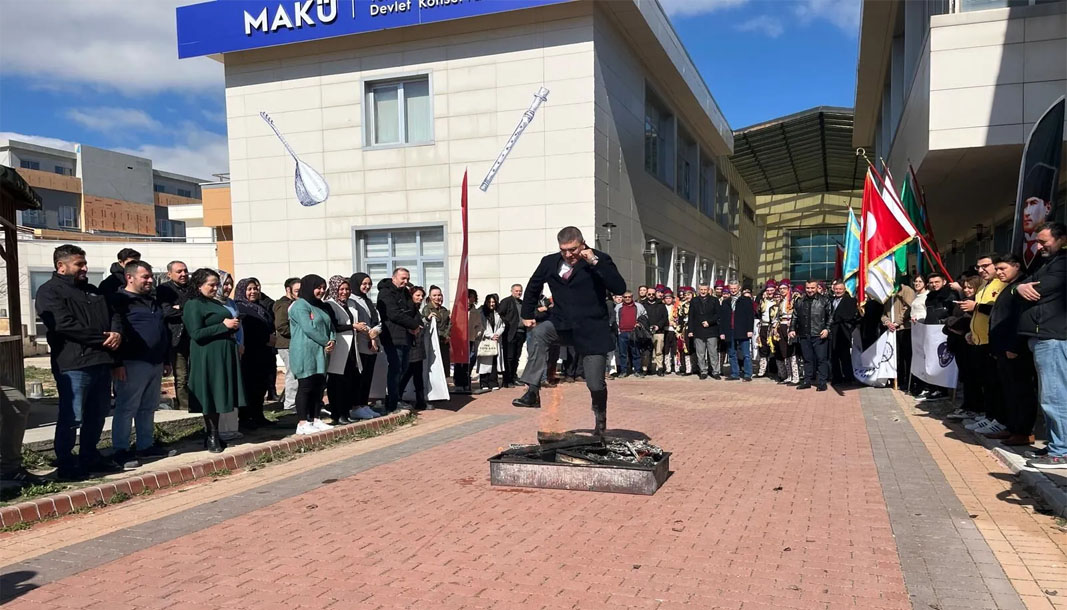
[539,384,565,435]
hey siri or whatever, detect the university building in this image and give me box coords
[177,0,772,300]
[853,0,1066,272]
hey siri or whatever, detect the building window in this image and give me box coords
[21,209,46,227]
[743,202,756,223]
[177,188,193,198]
[644,90,673,186]
[154,184,166,193]
[357,226,446,301]
[20,160,40,170]
[643,239,673,287]
[715,169,729,230]
[676,126,697,204]
[728,188,740,233]
[365,76,432,146]
[54,165,71,176]
[58,206,78,229]
[788,227,844,282]
[157,219,172,237]
[699,155,716,218]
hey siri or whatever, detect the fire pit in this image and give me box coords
[488,433,670,495]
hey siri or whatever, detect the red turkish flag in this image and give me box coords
[449,170,469,362]
[859,168,915,302]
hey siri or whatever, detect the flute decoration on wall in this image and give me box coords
[479,86,549,192]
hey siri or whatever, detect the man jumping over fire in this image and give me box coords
[511,226,626,436]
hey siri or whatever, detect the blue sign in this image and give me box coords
[176,0,574,59]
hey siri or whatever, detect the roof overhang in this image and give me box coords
[731,107,864,196]
[1,165,44,211]
[852,0,899,148]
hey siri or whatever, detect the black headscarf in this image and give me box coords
[234,277,272,323]
[350,272,381,326]
[298,274,331,316]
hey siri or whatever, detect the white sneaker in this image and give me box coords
[311,419,333,431]
[964,417,990,430]
[351,406,379,420]
[295,422,316,436]
[975,420,1006,434]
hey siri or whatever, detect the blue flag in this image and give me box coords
[843,207,861,296]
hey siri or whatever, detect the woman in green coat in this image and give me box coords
[182,268,245,452]
[289,274,335,436]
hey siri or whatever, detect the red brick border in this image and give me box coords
[0,411,411,529]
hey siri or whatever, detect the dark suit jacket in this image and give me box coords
[687,296,720,339]
[497,295,523,341]
[520,250,626,355]
[829,294,860,349]
[718,296,754,340]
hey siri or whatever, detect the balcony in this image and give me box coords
[154,192,202,207]
[15,167,82,194]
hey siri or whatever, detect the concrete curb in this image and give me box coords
[1,411,412,529]
[983,440,1067,519]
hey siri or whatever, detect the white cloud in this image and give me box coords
[65,108,164,133]
[659,0,750,17]
[0,132,77,152]
[0,0,222,95]
[794,0,862,33]
[735,15,784,38]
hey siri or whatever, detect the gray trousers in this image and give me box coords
[0,386,31,474]
[519,321,607,394]
[278,349,299,410]
[693,337,720,375]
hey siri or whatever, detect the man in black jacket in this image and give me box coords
[156,261,192,410]
[923,272,956,324]
[97,248,141,294]
[376,268,423,413]
[829,280,860,385]
[497,284,525,388]
[688,283,721,379]
[35,245,123,480]
[1015,223,1067,470]
[512,227,626,436]
[645,289,669,376]
[719,281,754,381]
[109,261,175,469]
[789,279,832,391]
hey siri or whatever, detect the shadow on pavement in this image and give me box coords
[0,570,38,604]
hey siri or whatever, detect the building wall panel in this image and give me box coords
[82,196,156,235]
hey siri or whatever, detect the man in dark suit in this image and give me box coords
[718,280,755,381]
[790,279,832,391]
[829,279,860,385]
[512,226,626,436]
[687,283,721,379]
[497,283,525,388]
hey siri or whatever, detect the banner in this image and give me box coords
[1012,96,1064,270]
[910,322,958,388]
[850,328,896,387]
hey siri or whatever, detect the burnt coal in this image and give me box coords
[497,435,664,467]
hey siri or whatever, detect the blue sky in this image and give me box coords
[0,0,858,179]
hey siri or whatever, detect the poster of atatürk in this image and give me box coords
[1012,96,1064,270]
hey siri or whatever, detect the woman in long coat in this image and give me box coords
[348,273,382,418]
[475,293,503,390]
[234,277,276,428]
[289,274,335,435]
[324,275,366,424]
[182,268,244,452]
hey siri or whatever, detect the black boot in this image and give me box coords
[512,387,541,408]
[203,414,225,453]
[591,389,608,436]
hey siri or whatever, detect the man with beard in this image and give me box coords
[644,287,669,376]
[157,261,193,410]
[790,279,831,391]
[512,227,625,436]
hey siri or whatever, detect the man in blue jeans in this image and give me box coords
[719,281,755,381]
[35,245,123,481]
[109,260,178,470]
[613,291,646,377]
[1015,222,1067,470]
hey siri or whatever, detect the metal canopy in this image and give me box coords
[730,107,865,196]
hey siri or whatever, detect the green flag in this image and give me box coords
[897,173,923,275]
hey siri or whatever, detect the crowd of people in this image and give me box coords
[1,220,1063,489]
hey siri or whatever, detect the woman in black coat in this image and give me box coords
[233,277,276,428]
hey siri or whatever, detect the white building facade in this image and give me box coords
[178,0,762,299]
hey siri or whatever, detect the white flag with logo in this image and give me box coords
[851,329,896,387]
[910,322,958,388]
[405,317,450,402]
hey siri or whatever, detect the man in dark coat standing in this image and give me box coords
[687,283,721,379]
[512,227,626,436]
[97,248,141,294]
[497,283,525,388]
[790,279,832,391]
[718,280,755,381]
[156,261,192,410]
[829,279,860,385]
[376,268,423,413]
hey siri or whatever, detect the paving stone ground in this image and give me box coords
[1,375,1064,609]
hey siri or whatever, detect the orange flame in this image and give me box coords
[539,384,565,434]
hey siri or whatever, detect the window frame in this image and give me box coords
[20,160,40,170]
[352,223,449,303]
[362,73,435,149]
[786,226,845,282]
[644,87,674,188]
[57,206,78,229]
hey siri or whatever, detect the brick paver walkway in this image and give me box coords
[2,376,1062,609]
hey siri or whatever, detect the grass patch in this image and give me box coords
[20,448,49,471]
[139,487,154,496]
[212,468,232,477]
[18,481,66,498]
[23,366,57,398]
[106,491,131,505]
[1,521,32,533]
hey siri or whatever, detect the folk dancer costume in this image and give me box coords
[773,281,801,384]
[675,287,695,375]
[756,280,778,378]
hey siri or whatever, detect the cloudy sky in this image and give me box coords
[0,0,859,179]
